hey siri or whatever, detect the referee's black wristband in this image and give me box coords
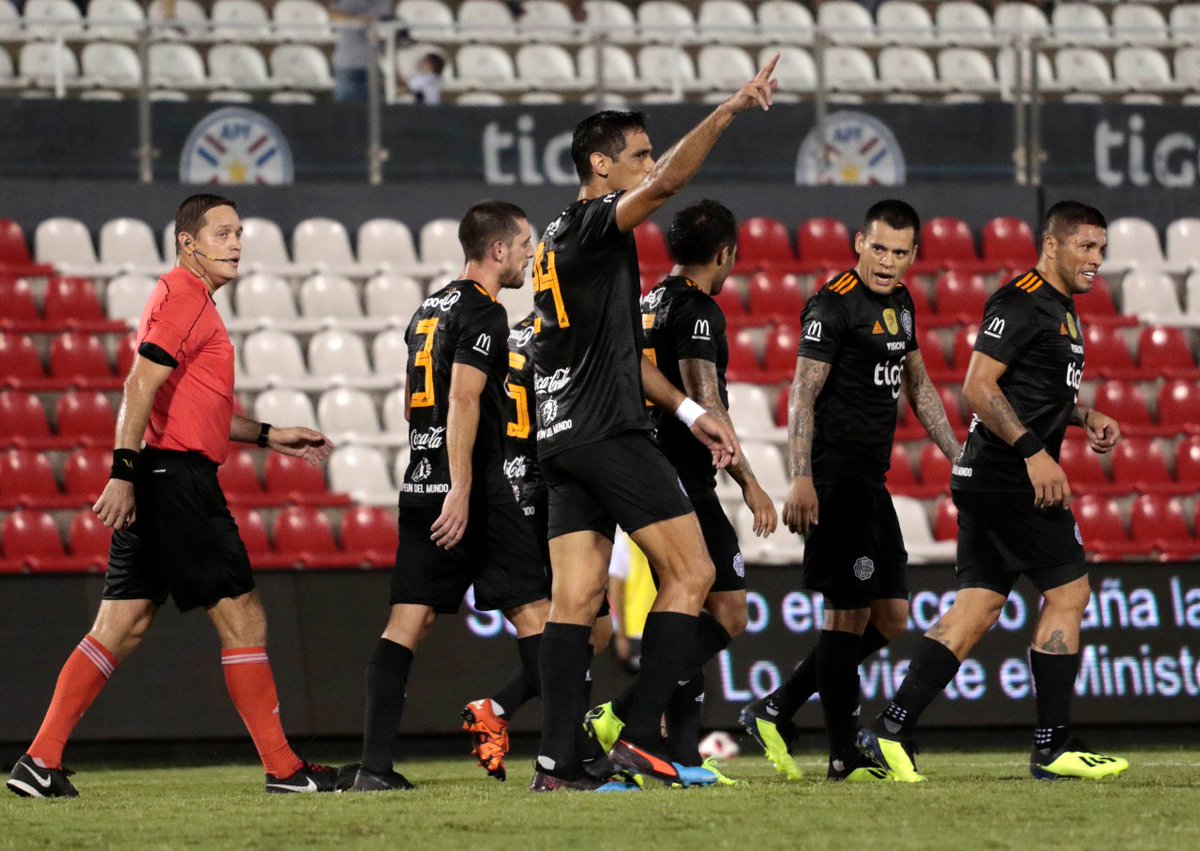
[1013,431,1044,459]
[110,448,140,482]
[256,422,272,448]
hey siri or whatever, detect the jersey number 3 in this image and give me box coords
[533,243,569,329]
[507,383,530,439]
[410,318,439,408]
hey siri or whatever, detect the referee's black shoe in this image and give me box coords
[349,766,416,792]
[265,760,339,794]
[7,755,79,799]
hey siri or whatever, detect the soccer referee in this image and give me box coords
[7,195,339,799]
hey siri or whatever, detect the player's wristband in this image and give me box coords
[256,422,272,448]
[110,448,140,482]
[675,397,707,428]
[1013,431,1044,459]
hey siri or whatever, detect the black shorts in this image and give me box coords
[521,487,610,617]
[102,449,255,613]
[541,431,694,540]
[392,497,549,614]
[800,477,908,609]
[689,486,745,593]
[952,488,1087,596]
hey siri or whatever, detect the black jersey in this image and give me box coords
[952,270,1085,492]
[399,280,511,506]
[641,275,729,493]
[531,192,651,459]
[797,270,919,482]
[503,311,544,503]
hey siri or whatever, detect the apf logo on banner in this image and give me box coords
[180,108,294,185]
[795,111,906,186]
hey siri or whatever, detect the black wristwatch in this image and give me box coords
[257,422,272,448]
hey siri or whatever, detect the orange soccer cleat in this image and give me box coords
[461,699,510,782]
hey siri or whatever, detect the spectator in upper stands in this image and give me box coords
[406,52,444,106]
[329,0,393,103]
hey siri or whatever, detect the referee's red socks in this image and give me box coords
[221,647,303,778]
[27,635,117,770]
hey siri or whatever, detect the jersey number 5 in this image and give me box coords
[533,243,569,329]
[507,383,530,439]
[410,318,439,408]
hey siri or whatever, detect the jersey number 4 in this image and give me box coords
[410,318,439,408]
[533,243,569,329]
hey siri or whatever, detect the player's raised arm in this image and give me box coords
[614,55,779,233]
[431,362,488,549]
[900,351,960,463]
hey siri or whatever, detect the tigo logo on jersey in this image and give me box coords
[473,333,492,356]
[804,320,823,342]
[693,319,711,340]
[853,556,875,581]
[984,317,1006,339]
[412,457,433,482]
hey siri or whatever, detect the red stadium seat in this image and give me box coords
[64,447,111,500]
[55,391,116,442]
[0,220,53,276]
[1176,436,1200,484]
[340,506,399,567]
[919,442,952,492]
[933,272,989,321]
[1130,494,1192,551]
[44,277,104,323]
[1158,380,1200,432]
[1111,437,1173,493]
[981,217,1037,270]
[726,329,764,383]
[938,385,966,431]
[116,333,136,377]
[264,452,327,496]
[711,280,746,318]
[901,278,934,321]
[2,510,65,558]
[218,449,264,498]
[1083,324,1136,378]
[634,222,671,277]
[746,271,804,319]
[1138,327,1196,376]
[0,277,40,323]
[950,324,979,377]
[763,323,800,380]
[1074,494,1129,546]
[49,332,112,379]
[1092,381,1151,430]
[231,506,272,557]
[0,448,60,505]
[797,218,854,270]
[68,510,111,560]
[0,391,51,445]
[1057,436,1111,492]
[737,217,800,273]
[1075,275,1118,319]
[273,505,359,568]
[0,333,45,382]
[918,217,985,273]
[773,385,788,427]
[917,328,950,377]
[933,497,958,541]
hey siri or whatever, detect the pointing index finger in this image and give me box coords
[756,53,780,81]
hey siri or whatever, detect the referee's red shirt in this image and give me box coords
[136,267,235,464]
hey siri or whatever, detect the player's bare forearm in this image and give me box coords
[229,414,262,444]
[787,357,830,478]
[1069,404,1093,428]
[679,357,757,487]
[903,353,960,462]
[114,357,173,452]
[642,355,686,410]
[445,364,488,493]
[963,351,1028,445]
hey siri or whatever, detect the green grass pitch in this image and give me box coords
[4,748,1198,849]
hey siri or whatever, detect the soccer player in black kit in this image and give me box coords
[626,200,777,782]
[530,57,780,791]
[741,200,960,782]
[351,201,550,792]
[858,201,1129,782]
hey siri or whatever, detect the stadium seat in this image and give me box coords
[950,323,979,377]
[115,333,136,377]
[2,510,65,561]
[63,447,111,500]
[1165,218,1200,272]
[918,217,985,274]
[919,442,952,492]
[230,506,274,560]
[299,275,363,320]
[747,272,804,319]
[25,0,85,37]
[0,220,53,278]
[737,218,799,275]
[1051,2,1111,47]
[1112,437,1174,493]
[240,218,304,276]
[1138,326,1196,376]
[726,330,763,383]
[697,0,757,44]
[272,505,341,565]
[381,387,408,433]
[995,2,1050,39]
[725,383,779,441]
[1176,435,1200,484]
[0,333,45,383]
[1055,47,1117,95]
[49,331,112,379]
[339,506,397,566]
[80,42,141,88]
[365,274,423,321]
[56,390,115,441]
[933,496,958,541]
[105,274,156,323]
[211,0,272,40]
[933,272,989,321]
[308,329,374,384]
[34,218,110,277]
[937,48,1000,95]
[1076,274,1118,319]
[270,44,334,91]
[18,41,81,90]
[1092,380,1152,430]
[45,276,105,323]
[878,1,935,44]
[318,387,382,439]
[68,510,111,562]
[0,277,39,323]
[1130,494,1191,552]
[518,0,580,42]
[0,391,51,446]
[823,47,881,93]
[0,448,60,506]
[1104,217,1167,273]
[763,46,817,92]
[1158,380,1200,432]
[817,0,876,44]
[234,274,298,321]
[581,0,637,41]
[208,44,272,91]
[1082,323,1136,378]
[763,323,800,381]
[1114,47,1180,95]
[357,219,437,278]
[242,329,309,384]
[147,43,207,90]
[328,445,394,505]
[633,222,672,278]
[1057,435,1110,492]
[291,218,371,278]
[797,218,854,270]
[638,45,700,92]
[916,327,950,376]
[981,217,1036,270]
[878,47,942,95]
[515,44,580,90]
[217,449,264,499]
[576,44,639,90]
[1121,271,1182,319]
[1172,4,1200,46]
[418,219,465,272]
[902,278,933,320]
[757,0,813,43]
[935,1,994,47]
[451,44,517,91]
[254,387,317,431]
[1113,3,1169,47]
[371,329,408,386]
[697,45,757,91]
[1074,494,1129,550]
[264,451,327,498]
[272,0,333,42]
[638,0,696,43]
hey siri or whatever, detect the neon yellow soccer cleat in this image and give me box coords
[856,726,926,783]
[1030,738,1129,781]
[739,702,803,781]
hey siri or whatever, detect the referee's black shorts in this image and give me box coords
[952,488,1086,596]
[102,448,255,613]
[540,431,694,541]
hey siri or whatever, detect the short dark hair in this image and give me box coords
[570,110,647,181]
[1040,201,1107,244]
[862,199,920,241]
[422,52,446,75]
[459,200,528,261]
[175,194,236,241]
[667,199,738,266]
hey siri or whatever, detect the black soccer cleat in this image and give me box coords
[7,755,79,799]
[264,760,339,794]
[349,766,416,792]
[827,750,889,783]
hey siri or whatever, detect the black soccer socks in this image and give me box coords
[492,633,543,720]
[881,636,961,736]
[536,622,593,779]
[1030,649,1079,753]
[620,612,699,746]
[769,622,891,720]
[360,639,415,773]
[815,629,864,755]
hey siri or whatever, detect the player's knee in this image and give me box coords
[872,608,908,640]
[718,606,748,639]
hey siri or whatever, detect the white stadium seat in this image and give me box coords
[1051,2,1111,47]
[938,48,999,94]
[697,0,757,45]
[329,445,395,505]
[1173,47,1200,89]
[19,42,81,88]
[148,0,207,38]
[739,441,789,498]
[148,43,207,90]
[35,217,120,277]
[418,218,465,272]
[243,330,309,383]
[577,44,639,90]
[382,387,408,433]
[457,0,517,42]
[299,274,363,320]
[371,328,409,384]
[105,274,156,322]
[25,0,85,38]
[1171,4,1200,46]
[357,218,439,278]
[211,0,272,41]
[270,44,333,90]
[1114,47,1179,94]
[235,273,298,320]
[519,0,581,43]
[638,44,700,92]
[637,0,696,43]
[877,1,936,46]
[515,43,581,90]
[86,0,146,41]
[0,0,21,40]
[757,0,814,44]
[935,1,995,47]
[1166,219,1200,271]
[254,387,317,430]
[318,387,383,438]
[817,0,878,45]
[727,383,783,442]
[582,1,638,44]
[272,0,333,43]
[697,45,756,91]
[396,0,458,42]
[1055,47,1116,94]
[308,328,378,385]
[879,46,941,94]
[764,46,817,91]
[240,217,306,276]
[997,48,1058,94]
[824,46,881,92]
[80,42,141,88]
[208,44,272,90]
[1113,3,1169,47]
[98,218,168,274]
[1104,217,1168,273]
[292,217,374,277]
[451,44,517,92]
[1121,271,1182,319]
[994,2,1050,39]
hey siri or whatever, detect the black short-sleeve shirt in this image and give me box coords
[641,276,729,492]
[532,192,652,459]
[952,270,1085,492]
[399,280,512,506]
[798,270,919,482]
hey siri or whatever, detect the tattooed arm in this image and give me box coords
[679,358,777,536]
[781,356,831,535]
[962,351,1072,509]
[901,350,960,462]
